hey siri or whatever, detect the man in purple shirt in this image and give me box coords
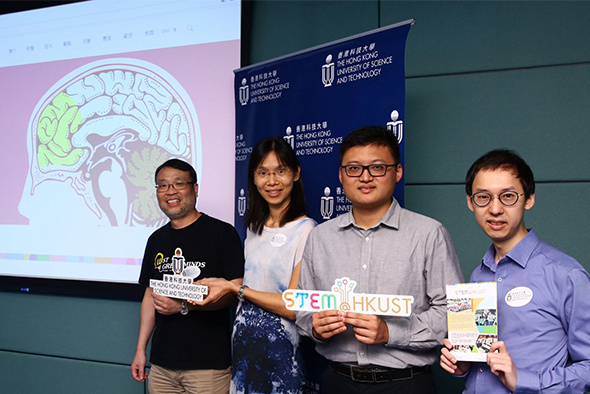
[440,149,590,393]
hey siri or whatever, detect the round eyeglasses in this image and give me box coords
[340,163,398,177]
[470,191,525,207]
[155,181,195,193]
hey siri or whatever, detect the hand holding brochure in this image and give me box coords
[446,282,497,362]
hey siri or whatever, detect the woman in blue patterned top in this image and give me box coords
[199,137,316,393]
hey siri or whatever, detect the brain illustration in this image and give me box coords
[21,58,201,227]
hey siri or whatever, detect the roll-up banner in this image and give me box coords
[234,20,413,239]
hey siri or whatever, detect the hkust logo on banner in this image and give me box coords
[286,122,342,157]
[322,41,396,88]
[237,188,246,217]
[283,277,414,316]
[321,187,334,219]
[322,55,335,87]
[239,78,249,106]
[320,186,351,219]
[239,70,290,105]
[387,110,403,144]
[283,126,295,149]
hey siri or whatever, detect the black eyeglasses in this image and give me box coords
[340,163,398,177]
[155,181,195,193]
[470,191,525,207]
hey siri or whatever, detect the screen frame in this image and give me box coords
[0,0,244,301]
[0,275,145,301]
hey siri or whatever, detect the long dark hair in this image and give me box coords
[244,138,306,234]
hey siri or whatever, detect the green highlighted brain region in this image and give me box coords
[37,92,84,168]
[26,59,200,227]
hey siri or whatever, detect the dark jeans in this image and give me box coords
[322,364,437,394]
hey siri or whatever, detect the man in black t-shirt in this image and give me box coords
[131,159,244,394]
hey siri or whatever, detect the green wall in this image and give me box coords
[1,1,588,393]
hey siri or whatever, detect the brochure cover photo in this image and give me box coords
[446,282,497,362]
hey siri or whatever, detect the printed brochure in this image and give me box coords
[446,282,497,362]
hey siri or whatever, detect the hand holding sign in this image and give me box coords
[190,277,238,306]
[311,310,346,341]
[283,277,413,316]
[343,312,389,345]
[152,292,184,315]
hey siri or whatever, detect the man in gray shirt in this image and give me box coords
[296,126,463,393]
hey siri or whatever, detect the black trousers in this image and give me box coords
[322,365,438,394]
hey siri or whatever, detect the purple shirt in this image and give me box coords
[464,230,590,394]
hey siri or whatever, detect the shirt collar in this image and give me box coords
[482,229,541,269]
[337,198,400,230]
[506,229,541,268]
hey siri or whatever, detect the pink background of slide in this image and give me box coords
[0,40,240,226]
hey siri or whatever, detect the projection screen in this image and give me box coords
[0,0,241,298]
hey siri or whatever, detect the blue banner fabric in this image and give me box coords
[234,20,412,239]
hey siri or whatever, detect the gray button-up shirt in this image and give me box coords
[296,199,463,368]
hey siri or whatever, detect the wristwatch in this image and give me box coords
[237,285,249,302]
[179,300,189,315]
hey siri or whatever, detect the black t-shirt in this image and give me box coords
[139,213,244,370]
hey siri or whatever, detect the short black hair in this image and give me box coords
[339,125,400,164]
[465,149,535,198]
[154,159,197,184]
